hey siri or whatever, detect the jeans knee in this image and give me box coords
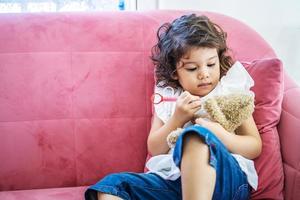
[101,172,128,186]
[182,132,208,153]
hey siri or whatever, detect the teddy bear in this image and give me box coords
[166,93,255,148]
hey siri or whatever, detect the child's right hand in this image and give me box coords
[173,91,202,125]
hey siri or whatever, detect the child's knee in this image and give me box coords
[182,132,208,154]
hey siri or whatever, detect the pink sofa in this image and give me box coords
[0,10,299,200]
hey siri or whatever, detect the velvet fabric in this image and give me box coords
[243,59,284,199]
[0,186,87,200]
[278,74,300,200]
[0,10,299,200]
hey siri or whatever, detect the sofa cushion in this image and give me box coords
[0,186,87,200]
[243,58,284,199]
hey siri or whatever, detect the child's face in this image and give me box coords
[173,47,220,97]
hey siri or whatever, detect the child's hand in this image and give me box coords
[173,91,201,125]
[195,118,228,138]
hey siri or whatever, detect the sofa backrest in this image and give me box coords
[0,11,276,191]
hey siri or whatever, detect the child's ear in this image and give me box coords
[171,71,178,80]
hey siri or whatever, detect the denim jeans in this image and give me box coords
[85,125,250,200]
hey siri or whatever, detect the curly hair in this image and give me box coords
[151,14,234,88]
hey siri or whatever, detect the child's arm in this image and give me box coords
[147,112,184,156]
[195,116,262,159]
[148,91,201,156]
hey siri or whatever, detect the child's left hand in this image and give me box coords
[194,118,229,138]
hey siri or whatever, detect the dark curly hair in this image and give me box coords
[151,14,234,88]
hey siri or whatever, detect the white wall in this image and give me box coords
[139,0,300,84]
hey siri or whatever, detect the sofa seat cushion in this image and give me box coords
[0,186,87,200]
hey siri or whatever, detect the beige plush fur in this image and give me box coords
[167,93,254,148]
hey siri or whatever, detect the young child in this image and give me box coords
[85,13,262,200]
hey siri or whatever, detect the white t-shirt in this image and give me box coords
[146,61,258,190]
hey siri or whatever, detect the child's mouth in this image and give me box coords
[198,83,211,87]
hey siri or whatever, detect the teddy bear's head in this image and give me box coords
[202,93,255,133]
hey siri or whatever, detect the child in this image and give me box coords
[85,13,262,200]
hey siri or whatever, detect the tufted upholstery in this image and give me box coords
[0,10,299,200]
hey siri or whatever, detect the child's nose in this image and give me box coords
[197,68,209,79]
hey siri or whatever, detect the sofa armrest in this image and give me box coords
[277,78,300,199]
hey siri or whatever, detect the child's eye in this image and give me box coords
[186,68,197,71]
[207,63,215,67]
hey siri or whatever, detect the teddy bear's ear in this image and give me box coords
[166,128,183,148]
[204,94,255,132]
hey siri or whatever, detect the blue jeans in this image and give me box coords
[85,125,250,200]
